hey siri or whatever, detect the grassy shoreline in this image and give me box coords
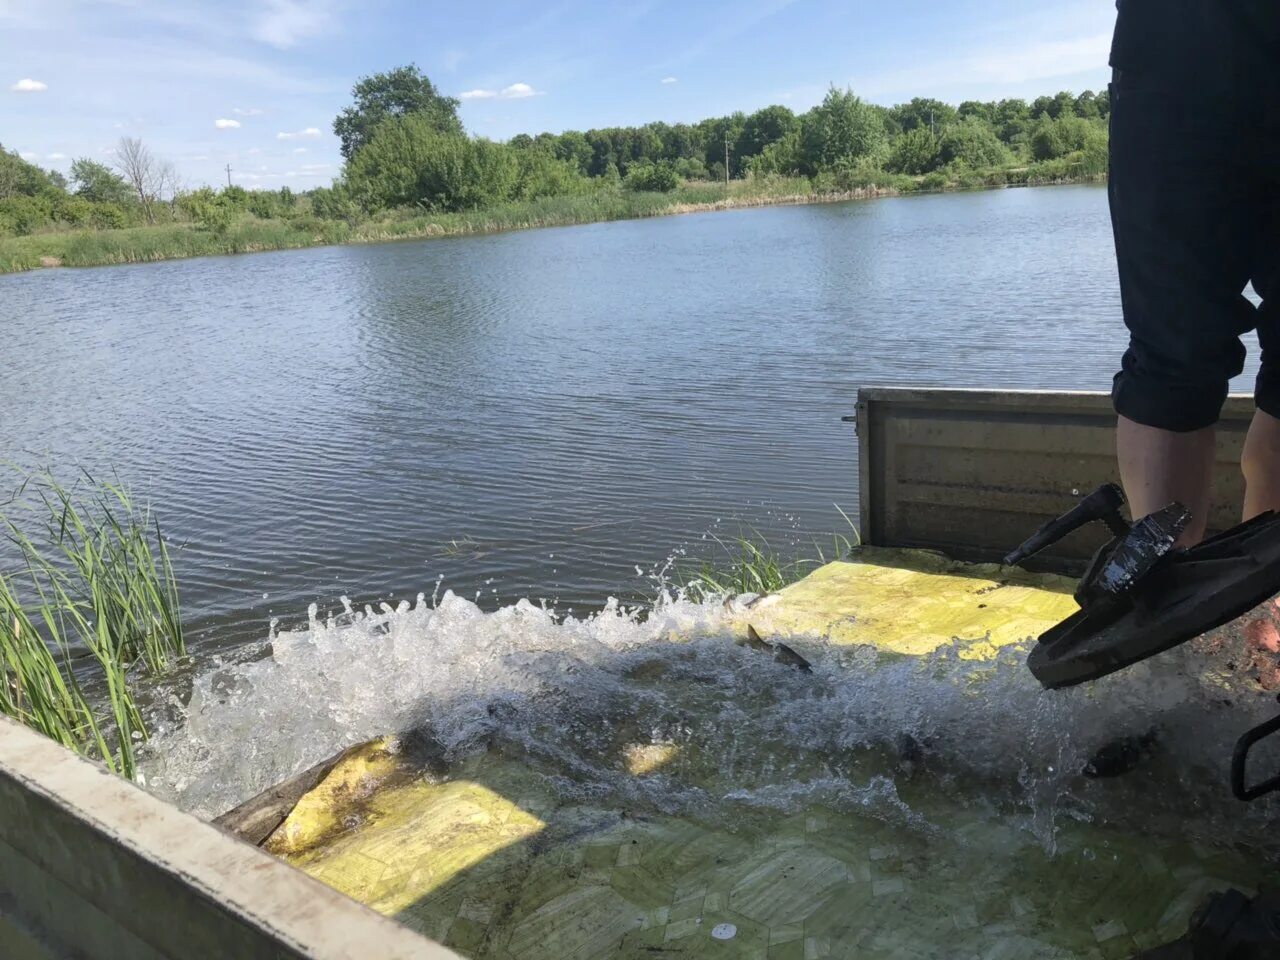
[0,173,1103,276]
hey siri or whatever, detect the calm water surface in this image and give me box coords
[1,185,1261,651]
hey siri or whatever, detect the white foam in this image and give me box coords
[138,589,1280,858]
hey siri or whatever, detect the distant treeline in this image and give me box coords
[0,64,1109,240]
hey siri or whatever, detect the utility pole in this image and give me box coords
[225,163,232,188]
[724,137,730,189]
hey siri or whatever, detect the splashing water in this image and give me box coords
[138,588,1280,860]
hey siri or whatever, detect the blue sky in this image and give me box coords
[1,0,1114,189]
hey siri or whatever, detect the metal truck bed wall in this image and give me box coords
[0,717,456,960]
[856,387,1255,574]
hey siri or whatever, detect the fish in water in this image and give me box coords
[1082,728,1159,778]
[738,625,813,673]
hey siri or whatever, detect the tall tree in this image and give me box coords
[801,87,886,174]
[886,126,940,174]
[936,119,1012,168]
[114,137,160,223]
[0,145,60,198]
[333,64,462,161]
[70,157,134,205]
[993,98,1032,144]
[1073,90,1101,120]
[957,100,995,123]
[736,105,797,166]
[890,97,958,134]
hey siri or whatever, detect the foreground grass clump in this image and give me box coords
[681,507,860,600]
[0,473,184,778]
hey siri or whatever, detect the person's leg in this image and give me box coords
[1116,417,1215,545]
[1243,125,1280,521]
[1242,409,1280,520]
[1236,105,1280,659]
[1107,70,1255,537]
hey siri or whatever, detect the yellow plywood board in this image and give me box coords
[744,548,1080,657]
[271,550,1258,959]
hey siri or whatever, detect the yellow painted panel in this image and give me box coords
[743,547,1079,657]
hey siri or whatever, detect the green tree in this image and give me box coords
[552,131,594,175]
[69,158,133,205]
[957,100,995,123]
[800,87,886,174]
[1074,90,1100,120]
[886,126,940,174]
[0,146,60,199]
[624,160,679,192]
[1029,114,1107,162]
[736,105,797,164]
[664,123,705,162]
[513,150,588,200]
[937,119,1012,169]
[0,194,53,235]
[748,128,804,176]
[333,64,462,161]
[178,186,237,235]
[889,97,958,134]
[308,184,361,222]
[344,114,518,211]
[697,113,746,176]
[993,98,1032,145]
[674,156,708,180]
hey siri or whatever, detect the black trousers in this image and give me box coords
[1109,2,1280,431]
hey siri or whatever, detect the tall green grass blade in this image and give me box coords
[0,470,184,777]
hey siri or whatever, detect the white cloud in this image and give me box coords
[214,117,242,129]
[459,82,541,101]
[232,107,265,116]
[10,77,47,92]
[661,76,678,84]
[18,151,37,160]
[247,147,262,155]
[251,0,336,48]
[300,163,330,171]
[276,126,322,140]
[293,147,307,153]
[46,152,66,160]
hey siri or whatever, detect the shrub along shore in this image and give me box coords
[0,168,1100,275]
[2,69,1110,275]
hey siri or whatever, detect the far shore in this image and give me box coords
[0,173,1104,276]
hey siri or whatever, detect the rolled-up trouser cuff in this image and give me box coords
[1112,365,1226,433]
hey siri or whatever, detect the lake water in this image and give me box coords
[0,185,1262,652]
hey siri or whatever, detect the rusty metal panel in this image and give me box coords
[856,387,1255,574]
